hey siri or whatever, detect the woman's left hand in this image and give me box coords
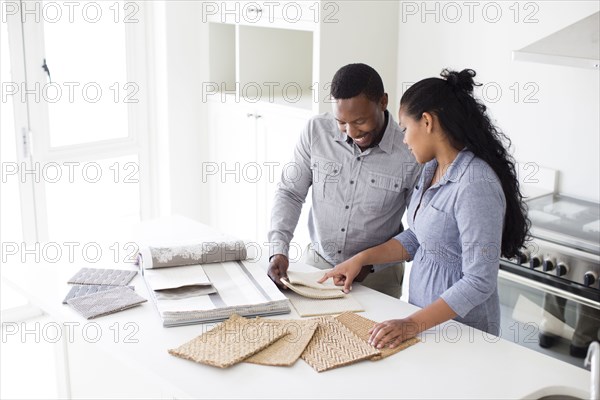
[368,318,420,349]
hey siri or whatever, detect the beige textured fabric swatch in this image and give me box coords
[281,278,345,299]
[245,319,319,366]
[168,314,286,368]
[301,316,380,372]
[335,312,420,360]
[286,290,364,317]
[287,269,339,290]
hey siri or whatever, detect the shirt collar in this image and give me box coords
[443,148,475,184]
[421,148,475,188]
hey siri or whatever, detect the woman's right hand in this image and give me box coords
[317,257,364,293]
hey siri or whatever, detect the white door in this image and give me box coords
[2,1,153,245]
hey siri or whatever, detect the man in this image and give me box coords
[267,63,421,298]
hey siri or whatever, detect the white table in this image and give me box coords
[1,216,592,399]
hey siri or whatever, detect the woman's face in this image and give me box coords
[398,107,434,164]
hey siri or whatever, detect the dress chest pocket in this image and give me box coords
[362,171,403,213]
[311,156,342,204]
[417,204,460,262]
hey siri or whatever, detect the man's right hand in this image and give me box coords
[268,254,289,289]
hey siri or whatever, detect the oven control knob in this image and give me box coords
[515,251,529,264]
[556,263,569,277]
[583,272,597,287]
[530,255,542,269]
[543,258,556,272]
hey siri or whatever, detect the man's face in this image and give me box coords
[333,94,387,150]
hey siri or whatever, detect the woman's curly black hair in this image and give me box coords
[400,68,530,258]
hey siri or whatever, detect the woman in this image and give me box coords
[318,69,529,349]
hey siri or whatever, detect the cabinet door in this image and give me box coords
[256,107,312,255]
[207,101,259,241]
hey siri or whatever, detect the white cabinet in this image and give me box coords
[207,99,311,245]
[203,1,401,249]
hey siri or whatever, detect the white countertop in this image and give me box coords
[1,217,592,399]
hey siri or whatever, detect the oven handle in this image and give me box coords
[498,269,600,310]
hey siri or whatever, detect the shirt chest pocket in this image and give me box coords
[362,171,403,213]
[311,156,342,204]
[417,204,460,262]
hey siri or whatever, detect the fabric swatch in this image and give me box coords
[67,268,137,286]
[335,312,420,360]
[286,269,339,290]
[141,241,247,269]
[245,318,319,366]
[301,316,380,372]
[285,290,364,317]
[281,278,344,299]
[168,314,287,368]
[67,286,147,319]
[62,284,134,304]
[153,285,217,300]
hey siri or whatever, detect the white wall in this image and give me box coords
[151,1,211,222]
[395,1,599,201]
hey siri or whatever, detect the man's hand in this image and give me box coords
[317,256,364,293]
[268,254,289,289]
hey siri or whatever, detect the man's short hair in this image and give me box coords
[330,63,384,103]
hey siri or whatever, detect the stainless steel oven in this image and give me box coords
[497,193,600,368]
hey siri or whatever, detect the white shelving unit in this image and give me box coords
[204,1,401,245]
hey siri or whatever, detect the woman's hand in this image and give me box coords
[368,318,420,349]
[317,257,364,293]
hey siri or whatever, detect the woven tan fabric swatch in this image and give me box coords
[335,312,420,360]
[281,278,344,299]
[168,314,286,368]
[286,290,364,317]
[301,316,380,372]
[287,269,339,290]
[245,319,319,366]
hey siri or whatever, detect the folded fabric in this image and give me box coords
[301,316,380,372]
[286,269,339,290]
[168,314,286,368]
[281,278,345,299]
[62,284,134,304]
[67,268,137,286]
[138,241,247,270]
[285,290,364,317]
[67,286,147,319]
[335,312,420,360]
[245,318,319,366]
[153,285,217,300]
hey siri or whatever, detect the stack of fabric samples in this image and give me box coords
[63,268,147,319]
[281,269,364,317]
[168,312,420,372]
[137,241,290,327]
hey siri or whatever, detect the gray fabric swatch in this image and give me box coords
[154,285,217,300]
[67,268,137,286]
[62,284,134,304]
[145,241,247,269]
[67,286,147,319]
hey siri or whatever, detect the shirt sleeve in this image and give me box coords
[267,122,313,259]
[393,228,420,261]
[440,179,506,318]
